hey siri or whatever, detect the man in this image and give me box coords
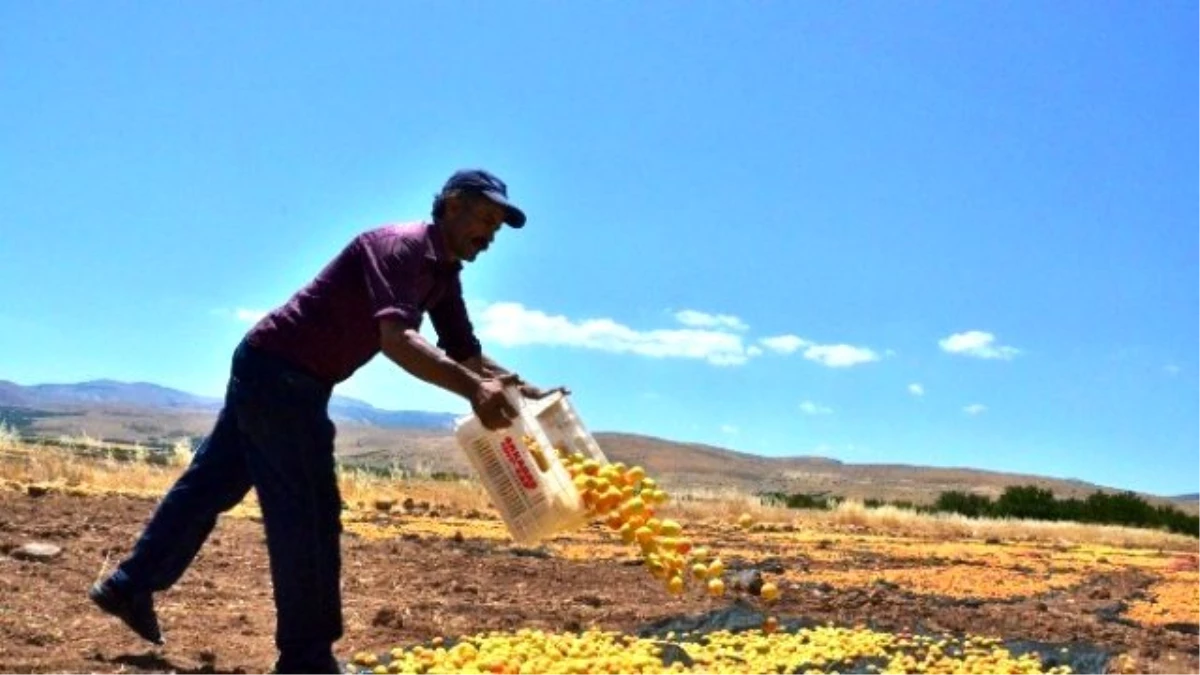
[88,169,564,673]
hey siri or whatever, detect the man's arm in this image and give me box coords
[380,318,480,399]
[462,353,521,381]
[426,279,567,400]
[378,317,518,429]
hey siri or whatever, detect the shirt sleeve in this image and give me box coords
[359,234,424,330]
[428,274,483,362]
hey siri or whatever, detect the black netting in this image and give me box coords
[344,601,1113,674]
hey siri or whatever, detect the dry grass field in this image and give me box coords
[11,406,1197,517]
[0,437,1196,674]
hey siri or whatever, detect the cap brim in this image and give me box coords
[482,190,527,228]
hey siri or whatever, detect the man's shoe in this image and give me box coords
[88,579,164,646]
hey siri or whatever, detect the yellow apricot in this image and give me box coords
[667,575,684,595]
[708,578,726,596]
[625,466,646,486]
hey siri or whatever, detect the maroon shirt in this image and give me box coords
[245,221,481,384]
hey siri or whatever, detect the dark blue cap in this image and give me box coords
[442,169,527,228]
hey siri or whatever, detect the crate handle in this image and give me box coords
[503,384,527,412]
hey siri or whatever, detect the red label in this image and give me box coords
[501,436,538,490]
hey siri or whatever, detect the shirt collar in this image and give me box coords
[424,221,463,272]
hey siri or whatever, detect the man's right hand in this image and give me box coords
[471,373,521,430]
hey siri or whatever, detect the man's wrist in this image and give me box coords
[452,363,484,401]
[482,355,520,382]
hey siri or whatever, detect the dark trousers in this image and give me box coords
[109,338,343,665]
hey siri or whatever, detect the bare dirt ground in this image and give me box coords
[0,487,1196,674]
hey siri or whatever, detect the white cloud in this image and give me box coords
[477,302,755,366]
[720,424,739,434]
[799,400,833,416]
[210,308,267,323]
[674,309,748,332]
[938,331,1020,360]
[475,302,880,369]
[802,344,880,368]
[964,403,987,416]
[235,308,267,323]
[760,334,808,354]
[908,383,925,396]
[761,335,878,367]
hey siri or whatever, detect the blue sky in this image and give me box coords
[1,2,1196,496]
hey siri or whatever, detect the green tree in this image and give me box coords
[996,485,1059,520]
[934,490,994,518]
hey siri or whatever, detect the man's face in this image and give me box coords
[442,192,506,263]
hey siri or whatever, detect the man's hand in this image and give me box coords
[462,353,569,402]
[472,373,522,431]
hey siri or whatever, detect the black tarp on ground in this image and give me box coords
[635,599,1112,674]
[344,600,1113,674]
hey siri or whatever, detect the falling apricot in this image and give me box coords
[625,466,646,486]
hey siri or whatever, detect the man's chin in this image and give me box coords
[465,244,491,262]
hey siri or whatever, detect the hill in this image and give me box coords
[0,379,1194,513]
[0,379,457,431]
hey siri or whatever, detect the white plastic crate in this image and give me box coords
[454,388,609,545]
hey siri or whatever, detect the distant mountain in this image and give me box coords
[326,395,459,431]
[1171,493,1199,502]
[0,378,219,409]
[0,379,458,431]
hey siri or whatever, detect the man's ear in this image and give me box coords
[442,193,461,220]
[443,191,472,220]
